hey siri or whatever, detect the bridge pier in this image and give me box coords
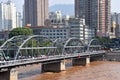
[41,60,65,72]
[0,69,18,80]
[72,57,90,66]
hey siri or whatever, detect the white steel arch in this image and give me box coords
[87,39,101,51]
[62,38,85,55]
[15,35,54,60]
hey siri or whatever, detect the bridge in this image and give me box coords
[0,35,105,80]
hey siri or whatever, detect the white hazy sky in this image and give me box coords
[0,0,119,12]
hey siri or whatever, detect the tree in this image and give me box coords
[9,27,33,38]
[95,36,111,44]
[0,40,5,46]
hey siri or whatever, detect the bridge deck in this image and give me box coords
[0,51,105,70]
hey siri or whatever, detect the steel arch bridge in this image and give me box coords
[87,39,102,52]
[53,38,85,55]
[0,35,84,60]
[0,35,57,60]
[0,36,102,61]
[62,38,85,55]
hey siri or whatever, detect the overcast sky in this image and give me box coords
[0,0,119,13]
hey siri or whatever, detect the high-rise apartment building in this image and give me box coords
[16,12,22,27]
[0,0,17,31]
[24,0,49,27]
[111,13,120,38]
[75,0,111,37]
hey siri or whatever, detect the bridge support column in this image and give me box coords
[0,69,18,80]
[41,60,65,72]
[72,57,90,66]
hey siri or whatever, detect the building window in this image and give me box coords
[46,30,48,32]
[60,33,63,35]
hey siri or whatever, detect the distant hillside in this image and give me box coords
[49,4,74,16]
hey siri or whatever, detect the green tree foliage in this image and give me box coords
[0,40,5,46]
[96,36,111,44]
[9,27,33,38]
[95,36,112,49]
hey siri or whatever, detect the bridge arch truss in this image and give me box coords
[87,39,102,52]
[62,38,85,55]
[0,35,58,60]
[0,36,103,61]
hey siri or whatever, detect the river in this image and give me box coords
[20,61,120,80]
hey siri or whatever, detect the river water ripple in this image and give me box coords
[21,61,120,80]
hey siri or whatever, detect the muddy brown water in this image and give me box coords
[19,61,120,80]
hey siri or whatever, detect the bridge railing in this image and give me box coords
[0,55,64,67]
[0,50,106,67]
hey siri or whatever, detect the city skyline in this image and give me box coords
[0,0,119,13]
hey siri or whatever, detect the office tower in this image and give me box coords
[69,18,95,43]
[16,12,22,27]
[24,0,49,27]
[111,13,120,38]
[0,0,17,31]
[75,0,111,37]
